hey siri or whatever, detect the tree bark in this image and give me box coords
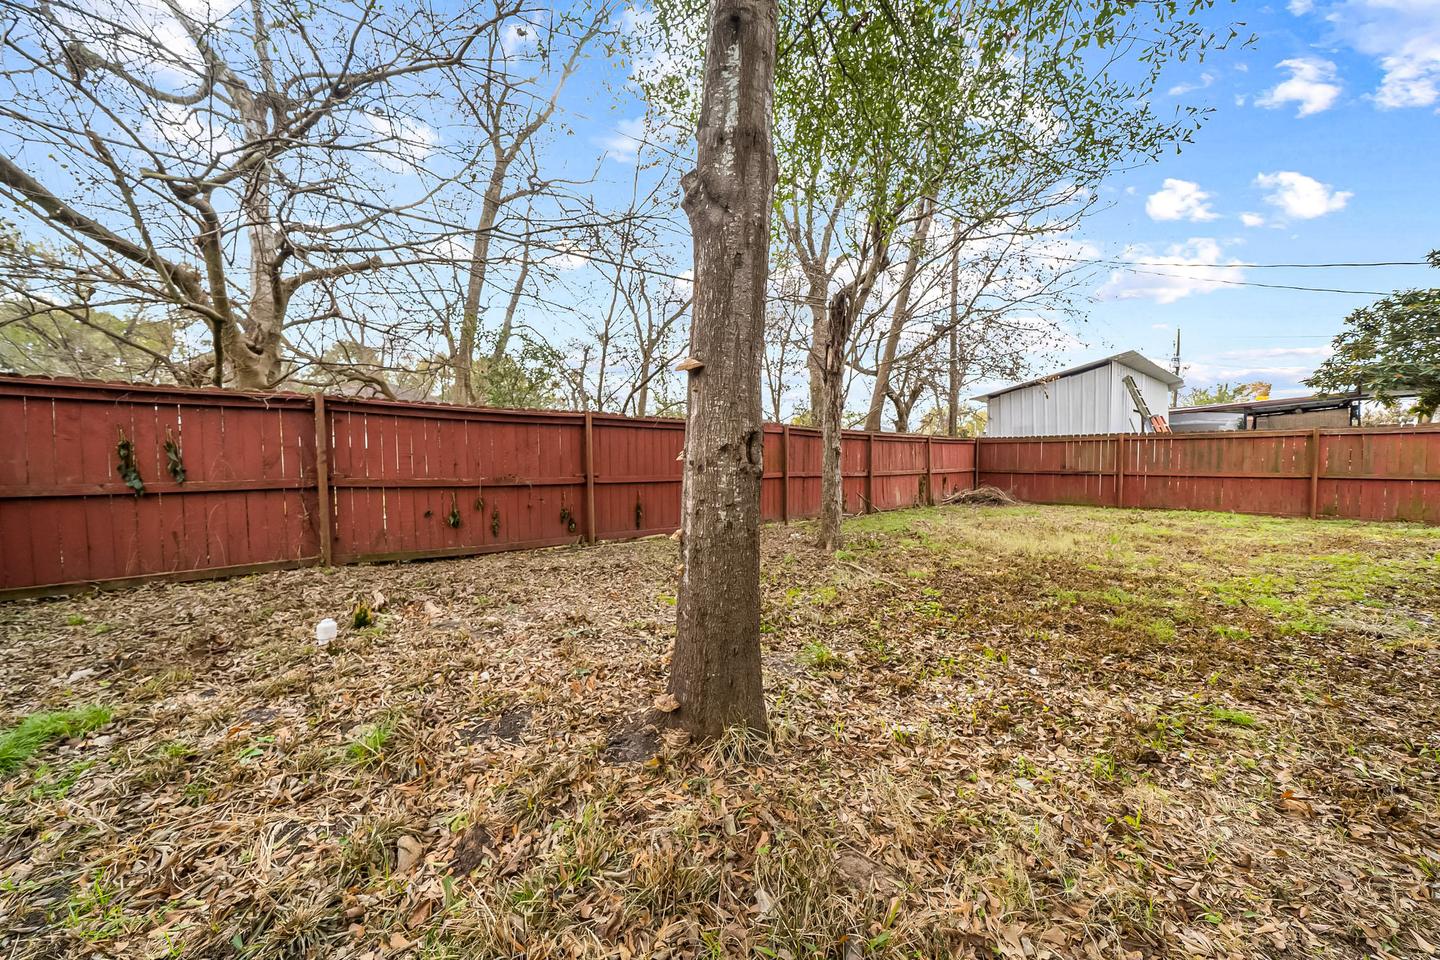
[668,0,777,741]
[805,292,827,419]
[817,292,849,550]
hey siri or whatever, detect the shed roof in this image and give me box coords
[1171,391,1370,415]
[971,351,1183,402]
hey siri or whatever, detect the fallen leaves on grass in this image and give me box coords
[0,505,1437,959]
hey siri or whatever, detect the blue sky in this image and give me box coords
[1051,0,1440,399]
[551,0,1440,407]
[6,0,1433,411]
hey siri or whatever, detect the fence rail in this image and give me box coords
[1,375,1436,599]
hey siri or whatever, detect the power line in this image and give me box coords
[1142,259,1427,269]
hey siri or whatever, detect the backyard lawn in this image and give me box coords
[1,504,1438,959]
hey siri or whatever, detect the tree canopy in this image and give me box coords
[1308,287,1440,418]
[1182,381,1271,407]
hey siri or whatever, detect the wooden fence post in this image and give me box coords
[1116,434,1125,509]
[1309,427,1321,519]
[583,411,597,543]
[924,436,934,506]
[781,425,790,524]
[866,433,876,513]
[972,437,981,491]
[313,394,332,566]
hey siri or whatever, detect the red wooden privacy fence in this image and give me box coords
[979,428,1440,523]
[0,376,975,598]
[1,375,1436,599]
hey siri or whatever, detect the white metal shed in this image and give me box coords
[973,351,1184,437]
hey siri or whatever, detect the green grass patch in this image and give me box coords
[346,718,397,767]
[0,706,112,776]
[1206,705,1257,728]
[798,641,843,671]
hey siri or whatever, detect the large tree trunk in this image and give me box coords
[862,195,935,431]
[804,291,827,419]
[235,201,285,389]
[668,0,777,741]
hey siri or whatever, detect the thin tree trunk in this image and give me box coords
[668,0,777,741]
[863,195,935,431]
[455,166,510,403]
[946,242,960,436]
[814,212,889,552]
[947,326,960,435]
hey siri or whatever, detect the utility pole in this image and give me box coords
[1169,328,1182,408]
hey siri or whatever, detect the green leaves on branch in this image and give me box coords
[638,0,1246,259]
[1307,287,1440,418]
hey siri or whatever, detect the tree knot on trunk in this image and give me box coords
[745,429,763,473]
[679,168,733,227]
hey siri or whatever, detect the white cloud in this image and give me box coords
[1293,1,1440,110]
[499,21,540,58]
[539,238,589,272]
[1287,0,1314,13]
[1167,72,1215,96]
[362,112,439,171]
[150,102,237,156]
[1239,212,1267,228]
[1182,346,1333,396]
[1096,238,1245,305]
[1145,179,1220,222]
[1254,171,1352,219]
[598,116,648,164]
[1373,35,1440,108]
[1256,58,1342,116]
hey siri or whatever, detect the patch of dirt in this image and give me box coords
[457,705,531,745]
[602,717,660,763]
[447,823,494,876]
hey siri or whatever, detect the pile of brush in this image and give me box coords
[942,484,1020,506]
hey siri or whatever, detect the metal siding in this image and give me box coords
[1112,362,1176,434]
[986,364,1121,437]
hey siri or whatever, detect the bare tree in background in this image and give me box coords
[530,127,692,415]
[762,0,1235,550]
[449,0,616,403]
[849,218,1091,432]
[0,0,520,388]
[762,261,810,422]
